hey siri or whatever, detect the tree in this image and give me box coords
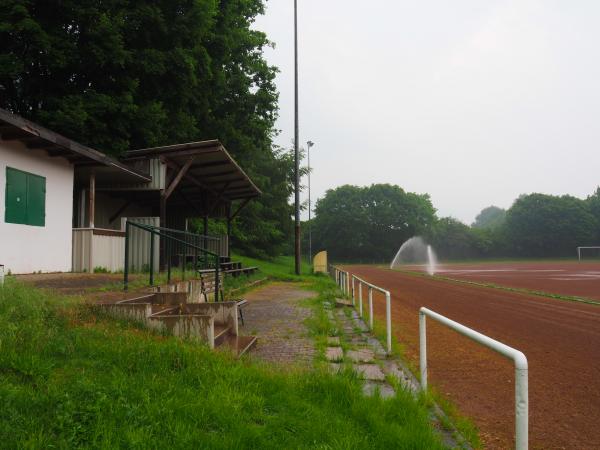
[472,206,506,229]
[504,193,598,256]
[427,217,483,260]
[0,0,289,257]
[586,187,600,242]
[312,184,435,261]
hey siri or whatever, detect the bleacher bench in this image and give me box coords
[197,269,248,325]
[224,266,258,277]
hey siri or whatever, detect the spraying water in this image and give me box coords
[426,245,437,276]
[390,236,438,275]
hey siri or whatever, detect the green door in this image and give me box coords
[26,174,46,226]
[5,167,27,224]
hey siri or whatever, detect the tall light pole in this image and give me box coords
[294,0,301,275]
[307,140,314,265]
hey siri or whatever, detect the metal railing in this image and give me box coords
[330,266,393,355]
[124,221,221,301]
[419,307,529,450]
[352,274,392,355]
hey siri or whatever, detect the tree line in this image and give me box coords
[0,0,292,258]
[311,184,600,261]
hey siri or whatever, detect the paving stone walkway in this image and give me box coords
[241,283,316,366]
[325,300,420,398]
[325,299,465,448]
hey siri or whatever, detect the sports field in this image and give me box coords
[407,260,600,302]
[344,262,600,449]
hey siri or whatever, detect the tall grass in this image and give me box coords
[0,278,445,449]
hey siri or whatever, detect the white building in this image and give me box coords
[0,108,260,274]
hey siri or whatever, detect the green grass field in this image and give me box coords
[0,260,446,449]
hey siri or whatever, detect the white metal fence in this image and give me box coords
[419,307,529,450]
[331,266,392,355]
[329,265,529,449]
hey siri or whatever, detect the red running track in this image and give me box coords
[344,265,600,449]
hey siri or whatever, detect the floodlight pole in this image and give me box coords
[307,140,314,264]
[294,0,301,275]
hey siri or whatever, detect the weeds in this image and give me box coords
[0,273,446,449]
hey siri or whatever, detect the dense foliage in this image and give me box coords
[429,191,600,260]
[0,0,291,257]
[472,206,506,229]
[311,184,436,261]
[312,184,600,261]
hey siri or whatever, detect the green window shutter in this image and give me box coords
[4,167,46,227]
[26,174,46,226]
[5,167,27,224]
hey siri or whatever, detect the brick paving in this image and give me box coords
[241,282,316,365]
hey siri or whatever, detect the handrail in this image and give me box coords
[330,266,393,355]
[126,222,219,257]
[124,221,220,300]
[351,273,392,355]
[151,225,221,242]
[419,307,528,450]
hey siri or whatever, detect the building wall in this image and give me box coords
[0,140,74,273]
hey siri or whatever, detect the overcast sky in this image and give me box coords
[254,1,600,224]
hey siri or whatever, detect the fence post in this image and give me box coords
[124,221,130,291]
[215,254,220,302]
[358,282,363,317]
[368,287,373,330]
[419,310,427,389]
[351,276,355,305]
[515,354,529,450]
[346,272,350,296]
[385,291,392,354]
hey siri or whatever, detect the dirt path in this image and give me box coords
[241,283,316,366]
[345,265,600,450]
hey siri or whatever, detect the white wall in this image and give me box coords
[0,141,74,273]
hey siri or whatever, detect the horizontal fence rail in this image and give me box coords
[330,266,392,355]
[419,307,529,450]
[124,221,221,300]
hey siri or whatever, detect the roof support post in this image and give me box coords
[89,172,95,228]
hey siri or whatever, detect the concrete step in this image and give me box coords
[217,334,257,358]
[335,298,353,308]
[214,324,231,347]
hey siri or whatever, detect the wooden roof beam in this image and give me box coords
[163,158,230,201]
[164,156,195,200]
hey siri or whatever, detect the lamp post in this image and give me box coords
[294,0,301,275]
[307,140,314,264]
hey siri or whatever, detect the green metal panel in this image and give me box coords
[4,167,46,226]
[5,167,27,224]
[26,174,46,226]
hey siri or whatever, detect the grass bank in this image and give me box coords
[0,262,446,448]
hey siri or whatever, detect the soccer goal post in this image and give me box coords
[577,246,600,261]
